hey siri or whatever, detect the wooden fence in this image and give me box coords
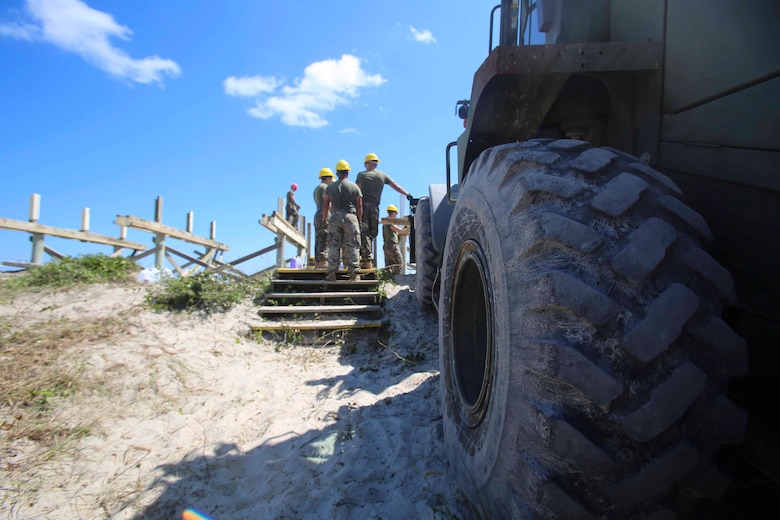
[0,194,309,278]
[1,194,411,276]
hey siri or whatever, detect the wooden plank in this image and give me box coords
[275,267,378,275]
[271,211,304,239]
[43,246,65,259]
[218,244,278,267]
[264,291,379,299]
[2,261,40,268]
[0,217,147,250]
[114,215,228,250]
[250,320,383,331]
[165,251,184,276]
[259,216,279,234]
[259,213,307,249]
[166,246,215,270]
[257,304,381,314]
[271,279,379,287]
[194,255,250,278]
[128,247,157,262]
[379,216,412,225]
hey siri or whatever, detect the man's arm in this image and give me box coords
[388,180,410,198]
[321,194,330,224]
[356,195,363,223]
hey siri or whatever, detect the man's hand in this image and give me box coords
[406,193,414,202]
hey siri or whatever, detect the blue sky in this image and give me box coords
[0,0,540,273]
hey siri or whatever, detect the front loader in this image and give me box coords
[413,1,779,517]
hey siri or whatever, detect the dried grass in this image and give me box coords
[0,313,132,470]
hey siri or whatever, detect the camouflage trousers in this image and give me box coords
[286,206,299,229]
[383,243,403,274]
[314,211,328,264]
[328,212,360,272]
[360,202,380,262]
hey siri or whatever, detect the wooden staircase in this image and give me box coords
[250,267,384,333]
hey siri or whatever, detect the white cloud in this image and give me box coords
[224,75,280,97]
[339,128,358,134]
[410,26,436,44]
[0,0,180,85]
[229,54,385,129]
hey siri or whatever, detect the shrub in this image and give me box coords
[146,271,269,312]
[2,254,140,289]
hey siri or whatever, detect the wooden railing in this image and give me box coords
[1,194,412,276]
[1,194,312,277]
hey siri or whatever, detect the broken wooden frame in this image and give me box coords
[0,193,146,269]
[258,197,307,269]
[113,196,228,276]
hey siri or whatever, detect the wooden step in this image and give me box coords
[250,318,383,332]
[270,279,379,288]
[264,291,379,299]
[274,267,380,281]
[257,304,381,314]
[276,267,378,275]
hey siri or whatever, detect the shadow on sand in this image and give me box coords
[125,279,474,519]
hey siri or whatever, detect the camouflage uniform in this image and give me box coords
[356,169,396,264]
[325,178,363,275]
[328,212,361,272]
[286,189,299,228]
[383,222,403,274]
[313,181,329,266]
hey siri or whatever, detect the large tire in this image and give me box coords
[439,140,748,518]
[414,196,438,308]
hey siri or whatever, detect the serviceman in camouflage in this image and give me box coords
[356,153,412,269]
[382,204,406,274]
[286,183,300,229]
[322,160,363,282]
[313,167,335,269]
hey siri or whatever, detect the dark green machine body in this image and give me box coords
[458,0,779,322]
[435,0,779,515]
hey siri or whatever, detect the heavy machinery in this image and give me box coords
[411,1,779,517]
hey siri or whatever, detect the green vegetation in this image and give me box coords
[376,268,396,283]
[1,254,140,291]
[146,271,270,312]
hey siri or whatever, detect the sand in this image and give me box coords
[0,274,474,519]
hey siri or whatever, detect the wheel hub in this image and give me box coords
[451,240,494,427]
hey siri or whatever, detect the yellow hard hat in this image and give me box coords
[364,153,380,163]
[319,167,334,178]
[386,204,398,213]
[336,159,350,171]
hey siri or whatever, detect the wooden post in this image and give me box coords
[81,208,90,232]
[400,231,408,273]
[306,221,312,268]
[29,193,40,222]
[297,215,305,258]
[186,211,194,233]
[208,221,217,267]
[29,193,44,265]
[113,225,127,256]
[275,235,284,268]
[154,196,165,269]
